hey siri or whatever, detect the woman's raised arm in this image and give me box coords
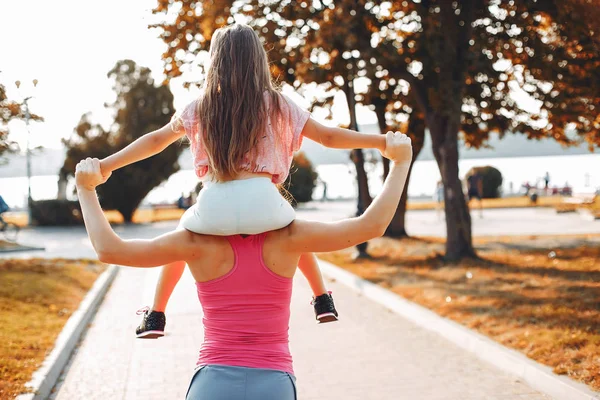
[285,132,413,253]
[75,158,198,267]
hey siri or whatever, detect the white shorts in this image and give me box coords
[179,177,296,236]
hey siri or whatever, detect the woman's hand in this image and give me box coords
[383,131,413,164]
[75,158,109,191]
[99,159,113,182]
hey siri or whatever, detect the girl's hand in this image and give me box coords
[75,158,109,191]
[383,131,413,164]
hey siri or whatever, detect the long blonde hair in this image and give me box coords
[198,24,282,181]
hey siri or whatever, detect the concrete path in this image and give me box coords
[0,222,181,260]
[48,266,550,400]
[296,200,600,237]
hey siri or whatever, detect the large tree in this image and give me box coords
[362,59,427,238]
[265,0,600,257]
[378,0,600,259]
[61,60,184,222]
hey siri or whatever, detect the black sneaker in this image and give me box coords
[135,307,166,339]
[311,292,339,323]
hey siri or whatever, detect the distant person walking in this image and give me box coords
[318,177,328,202]
[544,171,551,190]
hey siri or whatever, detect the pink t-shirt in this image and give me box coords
[172,93,310,185]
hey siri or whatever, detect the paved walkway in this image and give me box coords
[49,266,549,399]
[296,200,600,237]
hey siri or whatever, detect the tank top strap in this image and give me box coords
[225,233,267,256]
[225,234,244,248]
[252,232,267,250]
[222,233,267,280]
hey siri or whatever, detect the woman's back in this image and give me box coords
[190,233,296,374]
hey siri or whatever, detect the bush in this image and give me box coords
[283,152,317,206]
[466,166,503,199]
[30,199,83,226]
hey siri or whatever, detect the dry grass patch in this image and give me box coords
[104,208,185,224]
[2,212,28,228]
[321,236,600,391]
[408,195,564,211]
[5,207,185,228]
[0,258,106,399]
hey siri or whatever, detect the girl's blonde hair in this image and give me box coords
[199,24,282,181]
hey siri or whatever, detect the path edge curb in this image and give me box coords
[0,245,45,254]
[318,259,600,400]
[16,264,119,400]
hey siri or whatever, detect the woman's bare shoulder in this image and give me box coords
[175,229,228,257]
[264,220,312,252]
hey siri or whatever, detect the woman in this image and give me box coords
[75,131,412,399]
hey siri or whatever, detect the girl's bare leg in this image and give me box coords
[152,260,186,312]
[299,252,338,322]
[298,252,327,296]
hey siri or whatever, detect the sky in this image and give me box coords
[1,0,168,149]
[1,0,373,151]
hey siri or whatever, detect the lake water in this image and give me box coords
[0,154,598,208]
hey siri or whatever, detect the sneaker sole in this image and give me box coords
[317,313,338,324]
[136,330,165,339]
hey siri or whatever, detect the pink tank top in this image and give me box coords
[195,233,294,374]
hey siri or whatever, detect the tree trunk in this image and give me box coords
[345,79,372,258]
[374,100,427,238]
[429,115,476,260]
[57,172,67,200]
[385,116,425,237]
[120,207,135,223]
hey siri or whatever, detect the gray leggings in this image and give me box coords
[186,365,297,400]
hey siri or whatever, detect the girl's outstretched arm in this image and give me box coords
[76,158,196,267]
[301,118,386,153]
[100,123,185,176]
[284,132,412,253]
